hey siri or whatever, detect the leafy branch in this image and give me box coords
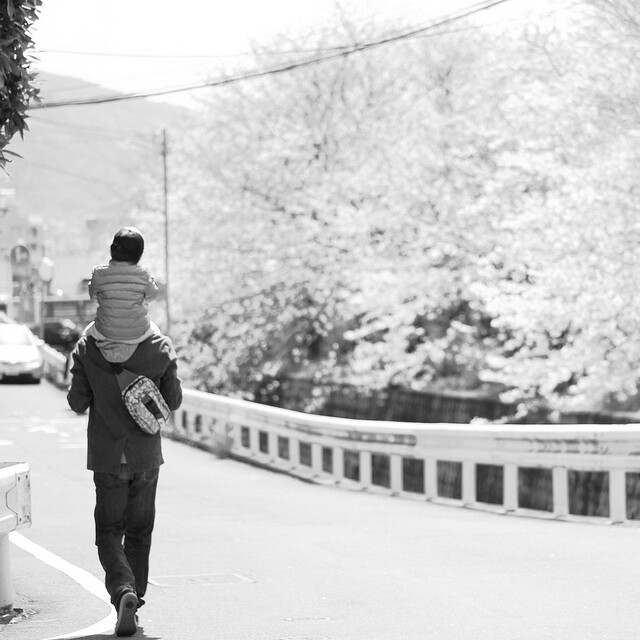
[0,0,41,169]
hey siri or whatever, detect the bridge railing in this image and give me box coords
[170,389,640,525]
[39,342,70,387]
[41,351,640,525]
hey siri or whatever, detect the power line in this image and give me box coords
[32,0,511,110]
[16,159,125,192]
[37,45,349,59]
[38,49,235,59]
[33,1,455,62]
[31,115,159,150]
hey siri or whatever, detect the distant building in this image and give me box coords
[0,186,48,315]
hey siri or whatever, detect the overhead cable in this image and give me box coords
[32,0,510,110]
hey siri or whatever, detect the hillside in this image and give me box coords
[2,73,190,291]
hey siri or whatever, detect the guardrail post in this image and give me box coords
[609,469,626,524]
[553,467,569,518]
[504,464,518,512]
[360,451,372,489]
[390,454,402,495]
[290,437,300,470]
[425,457,437,499]
[462,460,476,506]
[248,427,258,456]
[311,443,323,476]
[333,447,344,483]
[268,432,278,463]
[0,534,12,613]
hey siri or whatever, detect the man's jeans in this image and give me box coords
[93,464,159,607]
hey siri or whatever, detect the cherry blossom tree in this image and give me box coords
[153,2,640,414]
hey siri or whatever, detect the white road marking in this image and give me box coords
[27,425,59,434]
[9,532,116,639]
[151,572,255,585]
[147,577,169,587]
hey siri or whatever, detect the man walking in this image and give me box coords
[67,329,182,636]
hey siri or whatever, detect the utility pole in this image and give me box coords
[161,129,171,335]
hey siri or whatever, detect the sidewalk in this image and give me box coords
[1,541,110,640]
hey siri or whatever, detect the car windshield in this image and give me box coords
[0,325,34,346]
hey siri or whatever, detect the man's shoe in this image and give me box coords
[115,591,138,637]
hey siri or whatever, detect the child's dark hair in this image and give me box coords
[110,227,144,264]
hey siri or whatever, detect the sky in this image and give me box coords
[30,0,532,106]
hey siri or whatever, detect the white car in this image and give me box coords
[0,324,44,384]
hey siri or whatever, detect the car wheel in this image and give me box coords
[31,376,42,384]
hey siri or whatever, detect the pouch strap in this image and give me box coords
[109,362,137,391]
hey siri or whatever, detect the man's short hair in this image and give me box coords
[110,227,144,264]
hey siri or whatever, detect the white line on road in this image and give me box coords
[27,425,60,434]
[9,532,116,639]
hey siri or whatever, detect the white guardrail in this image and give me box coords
[39,351,640,525]
[40,343,70,387]
[170,389,640,526]
[0,462,31,613]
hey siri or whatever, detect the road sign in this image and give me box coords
[10,244,30,279]
[10,244,30,266]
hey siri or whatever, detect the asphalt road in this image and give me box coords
[2,379,640,640]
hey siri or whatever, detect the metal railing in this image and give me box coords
[40,352,640,524]
[170,389,640,525]
[40,343,70,387]
[0,462,31,613]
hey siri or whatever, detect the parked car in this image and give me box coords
[43,318,81,351]
[0,323,44,384]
